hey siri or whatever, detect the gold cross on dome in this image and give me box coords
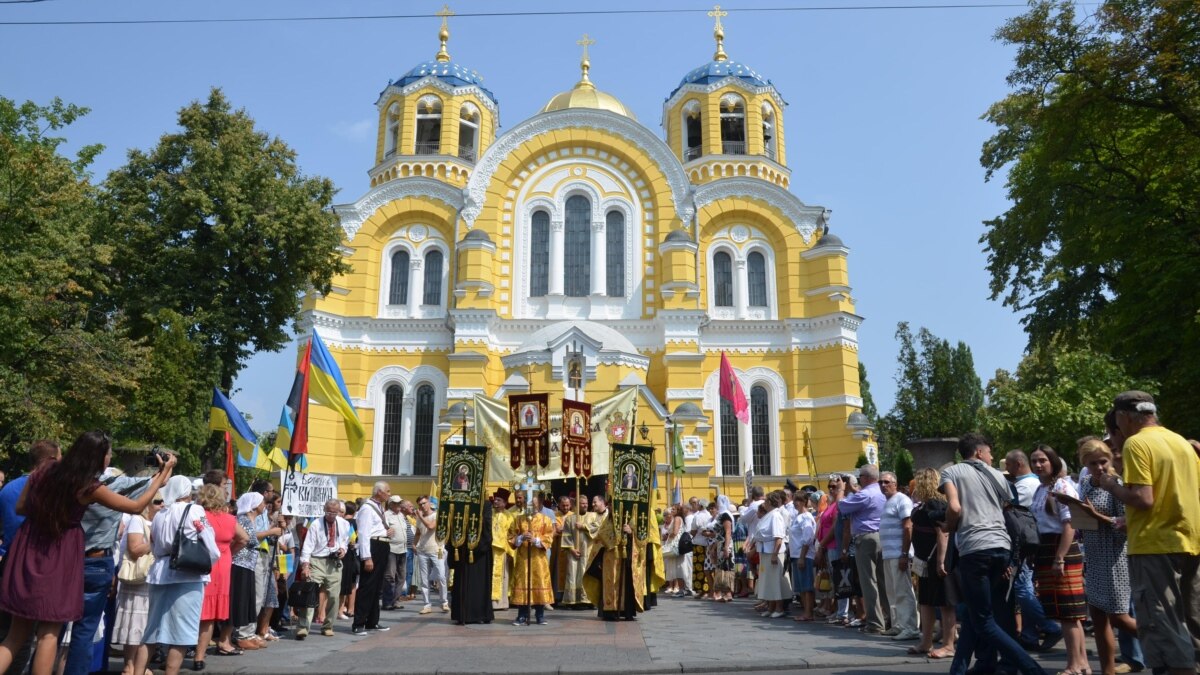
[576,33,596,85]
[435,4,454,62]
[437,4,455,26]
[708,5,728,61]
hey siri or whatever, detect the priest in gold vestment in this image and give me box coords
[490,489,514,609]
[507,496,555,626]
[558,496,598,607]
[583,494,663,620]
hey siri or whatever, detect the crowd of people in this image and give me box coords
[0,389,1195,675]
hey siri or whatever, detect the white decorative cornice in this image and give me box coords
[463,109,693,228]
[333,178,464,241]
[801,244,850,260]
[782,395,864,410]
[667,388,705,400]
[662,76,788,124]
[376,77,499,117]
[694,178,825,244]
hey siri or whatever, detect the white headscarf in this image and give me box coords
[161,475,193,507]
[236,492,264,516]
[716,494,735,518]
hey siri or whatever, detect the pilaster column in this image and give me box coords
[410,258,425,308]
[549,218,565,295]
[738,420,753,476]
[399,396,416,475]
[735,258,749,319]
[590,219,606,295]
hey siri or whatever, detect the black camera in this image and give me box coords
[144,446,167,468]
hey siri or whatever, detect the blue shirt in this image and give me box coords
[0,475,29,557]
[837,482,886,536]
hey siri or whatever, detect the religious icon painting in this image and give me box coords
[561,399,592,477]
[436,444,489,558]
[508,393,549,468]
[610,442,654,540]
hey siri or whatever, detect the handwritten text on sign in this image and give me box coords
[281,473,339,518]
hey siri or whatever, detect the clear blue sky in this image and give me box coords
[1,0,1032,434]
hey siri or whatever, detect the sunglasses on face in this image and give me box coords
[152,499,164,505]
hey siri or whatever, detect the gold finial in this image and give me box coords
[708,5,728,62]
[575,33,596,90]
[435,4,454,63]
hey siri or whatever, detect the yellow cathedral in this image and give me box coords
[300,9,871,499]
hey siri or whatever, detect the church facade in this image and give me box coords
[301,11,870,499]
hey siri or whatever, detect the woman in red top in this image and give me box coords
[194,484,249,669]
[0,431,175,675]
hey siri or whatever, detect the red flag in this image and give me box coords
[224,431,236,499]
[718,352,750,424]
[287,341,312,459]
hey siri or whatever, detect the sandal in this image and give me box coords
[793,616,813,622]
[928,647,955,659]
[213,647,243,656]
[906,646,929,655]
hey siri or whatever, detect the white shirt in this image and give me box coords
[355,499,389,560]
[414,510,441,555]
[385,510,408,553]
[1032,479,1076,535]
[741,499,765,547]
[147,501,219,585]
[754,508,786,553]
[1012,474,1039,508]
[691,509,713,545]
[300,515,350,563]
[880,492,914,560]
[788,510,815,559]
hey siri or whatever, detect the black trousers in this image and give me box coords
[353,539,390,629]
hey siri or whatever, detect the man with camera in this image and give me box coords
[64,447,175,675]
[296,498,349,639]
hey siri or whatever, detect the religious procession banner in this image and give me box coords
[508,393,549,469]
[476,386,637,484]
[610,442,654,540]
[561,399,592,477]
[435,444,489,562]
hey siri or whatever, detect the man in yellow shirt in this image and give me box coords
[1093,391,1200,675]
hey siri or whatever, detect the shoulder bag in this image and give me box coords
[170,504,213,575]
[966,461,1038,565]
[117,518,154,585]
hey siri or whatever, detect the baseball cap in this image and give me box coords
[1112,390,1156,414]
[388,495,402,503]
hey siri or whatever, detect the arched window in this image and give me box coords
[564,195,591,297]
[381,384,404,474]
[412,384,436,476]
[458,103,479,162]
[748,251,768,307]
[385,103,400,158]
[762,104,777,161]
[750,385,771,475]
[423,250,443,305]
[605,210,625,297]
[684,101,703,161]
[713,251,734,307]
[720,94,746,155]
[388,250,410,305]
[530,211,550,297]
[415,96,442,155]
[719,398,740,476]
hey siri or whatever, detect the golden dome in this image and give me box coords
[540,33,636,119]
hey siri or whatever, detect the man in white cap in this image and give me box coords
[382,495,408,610]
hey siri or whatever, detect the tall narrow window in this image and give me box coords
[684,102,703,161]
[415,97,442,155]
[720,95,746,155]
[751,385,771,475]
[748,251,768,307]
[423,250,443,305]
[385,103,400,158]
[720,399,740,476]
[389,250,410,305]
[412,384,435,476]
[564,195,591,297]
[713,251,733,307]
[530,211,550,297]
[605,210,625,297]
[458,103,479,162]
[381,384,404,474]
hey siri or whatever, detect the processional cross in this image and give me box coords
[514,470,544,517]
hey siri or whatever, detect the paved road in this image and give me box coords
[140,595,1080,674]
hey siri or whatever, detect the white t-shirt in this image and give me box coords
[880,492,913,560]
[691,510,713,546]
[788,510,815,559]
[754,508,786,553]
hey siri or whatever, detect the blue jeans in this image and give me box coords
[951,549,1047,675]
[516,604,544,623]
[1117,598,1145,668]
[1015,563,1061,641]
[64,556,114,675]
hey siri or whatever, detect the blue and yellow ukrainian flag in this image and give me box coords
[308,330,365,455]
[209,388,258,457]
[274,407,306,471]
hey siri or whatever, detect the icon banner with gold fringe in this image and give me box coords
[508,393,549,468]
[562,399,592,476]
[610,442,654,541]
[435,444,489,562]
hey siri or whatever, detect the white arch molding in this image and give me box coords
[694,177,827,244]
[364,365,449,476]
[332,178,464,242]
[702,365,787,476]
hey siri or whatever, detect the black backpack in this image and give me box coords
[968,461,1039,565]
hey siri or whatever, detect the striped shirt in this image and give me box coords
[880,492,913,560]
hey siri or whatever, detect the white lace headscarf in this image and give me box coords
[161,475,194,507]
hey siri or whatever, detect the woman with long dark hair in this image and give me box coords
[0,431,176,675]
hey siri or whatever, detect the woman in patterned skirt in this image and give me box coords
[1057,440,1138,675]
[1030,446,1089,675]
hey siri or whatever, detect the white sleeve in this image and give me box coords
[356,510,373,560]
[300,523,317,563]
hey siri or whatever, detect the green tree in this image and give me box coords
[982,344,1157,461]
[0,97,146,460]
[981,0,1200,437]
[103,88,349,393]
[859,362,879,424]
[886,322,984,443]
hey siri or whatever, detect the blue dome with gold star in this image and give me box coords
[671,59,770,98]
[391,60,496,104]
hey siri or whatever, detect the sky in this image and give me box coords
[1,0,1034,434]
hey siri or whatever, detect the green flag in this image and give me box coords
[671,421,685,473]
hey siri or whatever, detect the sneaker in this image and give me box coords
[295,628,308,641]
[511,619,528,626]
[535,619,548,625]
[337,613,350,620]
[847,618,864,628]
[350,626,368,636]
[769,611,786,618]
[441,602,450,613]
[860,626,884,635]
[367,625,390,632]
[419,605,432,615]
[892,629,922,641]
[321,627,334,637]
[1113,665,1132,674]
[881,627,902,636]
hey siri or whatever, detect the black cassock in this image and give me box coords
[448,501,494,625]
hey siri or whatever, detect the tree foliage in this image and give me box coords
[0,97,146,459]
[982,344,1157,461]
[982,0,1200,437]
[885,322,984,443]
[103,88,349,393]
